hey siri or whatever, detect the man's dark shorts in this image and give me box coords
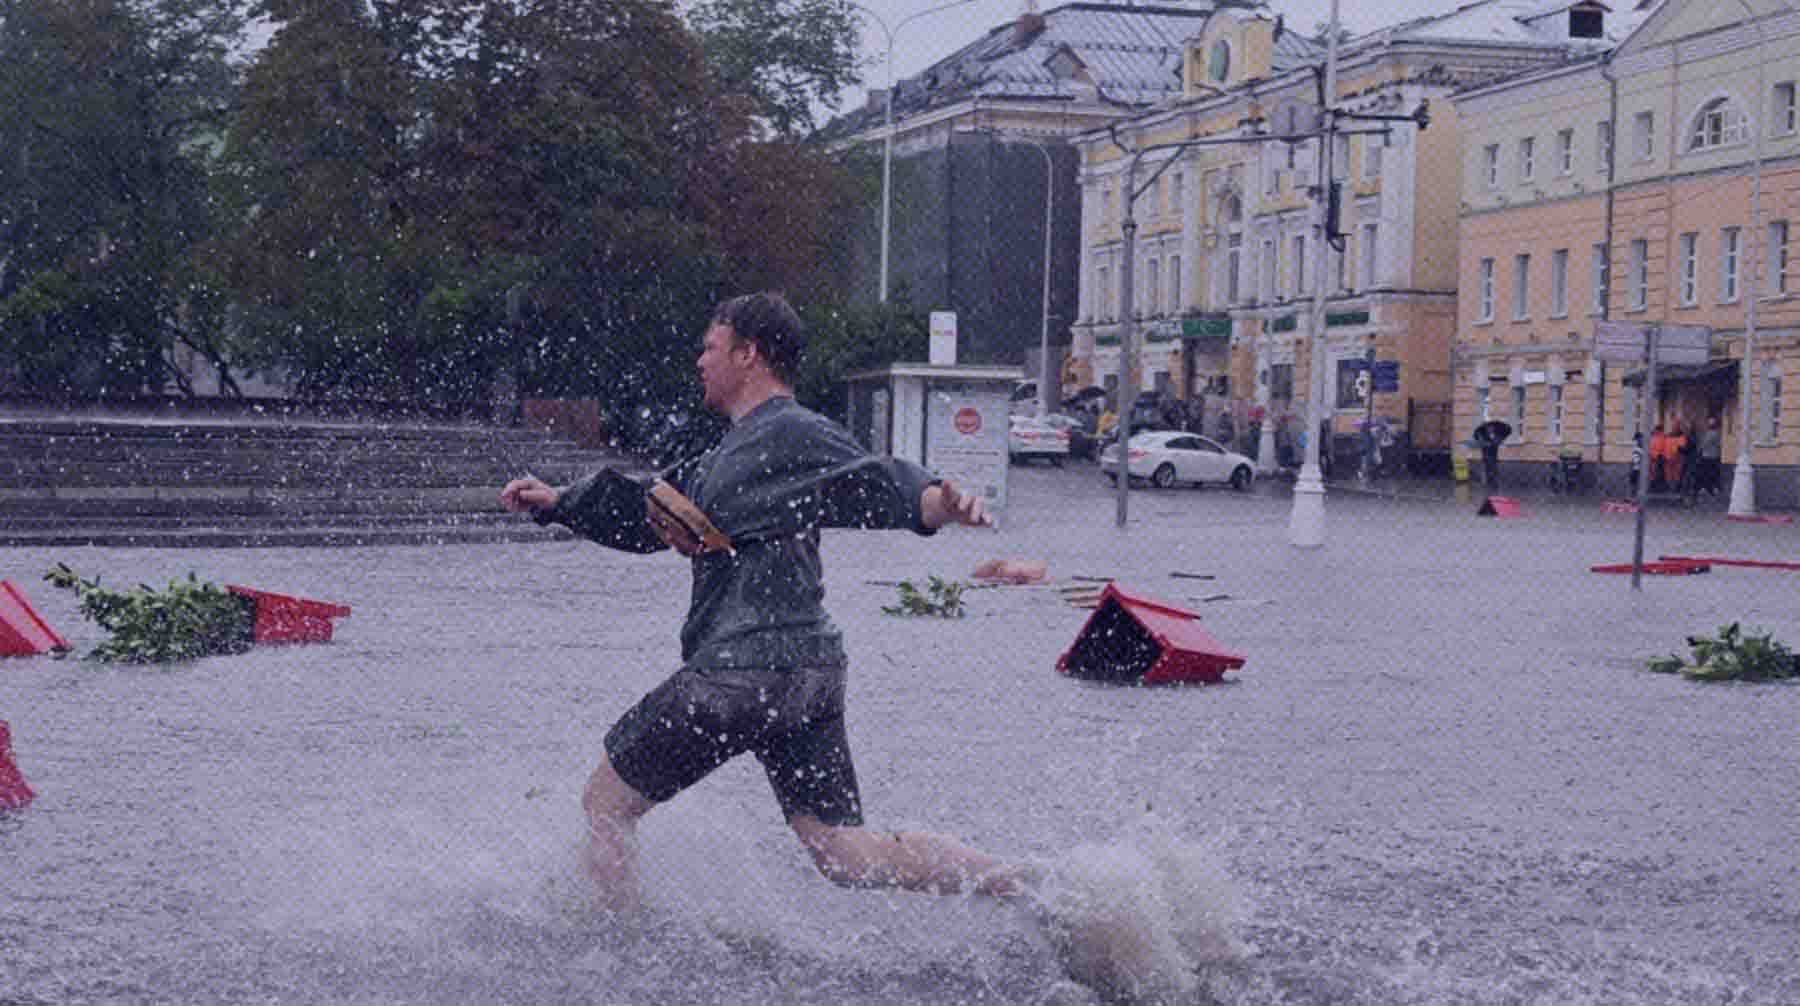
[604,664,863,826]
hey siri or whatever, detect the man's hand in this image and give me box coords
[500,476,558,515]
[922,480,990,529]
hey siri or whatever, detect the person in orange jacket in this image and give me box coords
[1648,423,1669,492]
[1664,421,1688,490]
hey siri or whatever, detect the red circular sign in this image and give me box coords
[953,407,982,435]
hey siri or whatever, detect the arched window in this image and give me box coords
[1690,97,1749,151]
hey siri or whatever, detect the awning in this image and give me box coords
[1621,360,1738,387]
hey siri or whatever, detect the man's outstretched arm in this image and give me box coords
[919,480,990,530]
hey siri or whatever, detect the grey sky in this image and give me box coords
[838,0,1457,113]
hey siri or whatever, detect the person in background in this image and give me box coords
[1665,421,1689,495]
[1648,423,1669,492]
[1698,415,1724,497]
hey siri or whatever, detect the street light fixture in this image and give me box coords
[851,0,980,304]
[1728,0,1776,517]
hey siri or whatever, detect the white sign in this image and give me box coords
[929,311,958,366]
[1522,370,1547,385]
[924,384,1009,525]
[1594,320,1649,363]
[1655,325,1713,366]
[1594,321,1713,365]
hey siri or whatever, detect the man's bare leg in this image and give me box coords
[790,815,1040,898]
[582,755,655,911]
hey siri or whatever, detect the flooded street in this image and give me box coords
[4,464,1798,1005]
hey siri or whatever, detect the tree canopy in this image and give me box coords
[2,0,917,455]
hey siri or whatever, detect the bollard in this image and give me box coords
[0,720,35,810]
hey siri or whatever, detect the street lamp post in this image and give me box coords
[1289,0,1343,548]
[1107,124,1271,527]
[1728,0,1774,517]
[853,0,979,304]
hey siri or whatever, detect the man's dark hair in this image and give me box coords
[713,292,805,386]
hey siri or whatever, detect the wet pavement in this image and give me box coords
[3,461,1797,1005]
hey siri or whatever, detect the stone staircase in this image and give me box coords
[0,418,643,548]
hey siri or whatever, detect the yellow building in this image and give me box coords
[1455,0,1800,504]
[1072,1,1616,472]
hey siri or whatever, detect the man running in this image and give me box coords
[501,292,1033,909]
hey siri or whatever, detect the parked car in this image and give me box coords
[1008,415,1070,465]
[1100,431,1255,490]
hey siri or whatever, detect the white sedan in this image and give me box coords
[1008,415,1071,465]
[1100,431,1256,490]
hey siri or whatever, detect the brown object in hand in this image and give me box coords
[646,479,734,557]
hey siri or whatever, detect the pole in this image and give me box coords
[1632,327,1659,591]
[851,0,978,305]
[880,43,895,303]
[1039,141,1056,418]
[1289,0,1341,548]
[1728,0,1769,516]
[1116,155,1140,528]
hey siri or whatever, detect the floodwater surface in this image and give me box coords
[4,465,1798,1005]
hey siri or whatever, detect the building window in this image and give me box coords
[1260,238,1278,302]
[1558,128,1575,175]
[1478,383,1492,422]
[1597,121,1613,173]
[1518,136,1536,182]
[1171,173,1185,217]
[1512,384,1527,438]
[1549,383,1565,443]
[1592,243,1610,314]
[1587,371,1605,445]
[1362,135,1383,180]
[1098,265,1112,320]
[1513,253,1531,320]
[1551,248,1569,317]
[1722,226,1742,302]
[1634,111,1655,161]
[1479,258,1496,322]
[1226,233,1243,303]
[1629,239,1649,310]
[1168,254,1182,312]
[1771,363,1785,439]
[1334,242,1348,292]
[1337,359,1367,409]
[1292,235,1309,296]
[1483,144,1500,189]
[1269,363,1294,400]
[1771,361,1785,440]
[1145,257,1160,316]
[1361,223,1379,289]
[1679,232,1699,306]
[1776,81,1798,136]
[1689,97,1748,151]
[1768,220,1789,296]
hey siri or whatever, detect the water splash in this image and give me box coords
[1029,813,1247,1004]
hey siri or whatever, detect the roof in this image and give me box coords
[1346,0,1635,54]
[825,3,1255,136]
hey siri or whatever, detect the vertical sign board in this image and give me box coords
[929,312,958,366]
[925,381,1010,526]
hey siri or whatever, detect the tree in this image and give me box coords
[0,0,248,396]
[686,0,862,138]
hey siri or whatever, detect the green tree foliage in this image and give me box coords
[0,0,248,395]
[45,563,254,663]
[687,0,862,139]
